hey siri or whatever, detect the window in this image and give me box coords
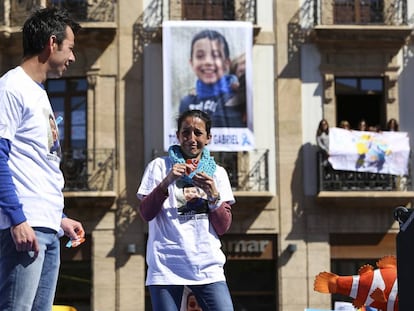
[182,0,235,20]
[335,77,384,130]
[334,0,384,24]
[47,0,88,20]
[46,78,88,190]
[46,78,88,151]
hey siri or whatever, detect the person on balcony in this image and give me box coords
[339,119,351,130]
[386,118,399,131]
[316,119,330,159]
[0,8,85,310]
[357,118,368,131]
[137,109,235,311]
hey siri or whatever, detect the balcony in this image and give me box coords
[61,148,115,201]
[314,0,408,26]
[316,152,414,207]
[0,0,116,50]
[310,0,412,51]
[133,0,258,58]
[179,0,256,22]
[214,149,273,205]
[0,0,116,27]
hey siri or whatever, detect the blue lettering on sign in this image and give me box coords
[213,135,239,145]
[241,133,252,146]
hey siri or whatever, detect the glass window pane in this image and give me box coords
[72,110,85,126]
[361,78,383,91]
[75,79,88,91]
[72,126,86,141]
[335,78,358,94]
[47,78,87,150]
[50,97,65,112]
[336,78,357,89]
[71,96,86,105]
[47,79,66,92]
[182,0,235,20]
[71,97,86,126]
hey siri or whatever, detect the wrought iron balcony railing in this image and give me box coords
[61,148,115,192]
[1,0,256,27]
[180,0,256,22]
[0,0,116,27]
[214,149,269,192]
[313,0,408,26]
[317,151,412,191]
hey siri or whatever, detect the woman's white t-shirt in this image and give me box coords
[137,156,235,285]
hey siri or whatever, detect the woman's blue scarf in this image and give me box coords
[196,75,235,99]
[168,145,216,185]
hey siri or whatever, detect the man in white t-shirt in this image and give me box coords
[0,8,85,310]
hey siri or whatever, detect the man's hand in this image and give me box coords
[10,222,39,257]
[61,217,85,241]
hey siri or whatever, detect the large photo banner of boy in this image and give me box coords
[163,20,254,151]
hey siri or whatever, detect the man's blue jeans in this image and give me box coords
[0,227,60,311]
[149,281,234,311]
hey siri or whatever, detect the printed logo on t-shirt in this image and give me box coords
[175,183,209,217]
[46,112,62,159]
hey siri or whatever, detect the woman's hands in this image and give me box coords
[164,163,186,185]
[192,171,218,199]
[162,163,218,199]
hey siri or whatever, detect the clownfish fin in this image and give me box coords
[314,271,338,293]
[376,255,397,269]
[358,264,374,275]
[353,297,365,309]
[370,288,387,303]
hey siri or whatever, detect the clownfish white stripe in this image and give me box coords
[366,269,386,306]
[350,275,360,298]
[387,279,398,311]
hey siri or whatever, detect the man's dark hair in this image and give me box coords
[22,7,81,57]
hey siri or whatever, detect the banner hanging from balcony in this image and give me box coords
[328,127,410,175]
[162,20,254,151]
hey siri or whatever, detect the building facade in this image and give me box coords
[0,0,413,310]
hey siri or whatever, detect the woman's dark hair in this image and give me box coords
[316,119,329,136]
[386,118,399,131]
[190,29,230,60]
[22,7,81,57]
[177,110,212,136]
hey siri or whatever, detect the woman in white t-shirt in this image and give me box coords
[137,109,235,311]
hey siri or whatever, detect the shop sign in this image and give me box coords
[221,236,275,260]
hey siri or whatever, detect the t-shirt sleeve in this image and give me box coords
[0,89,22,141]
[214,166,235,205]
[137,157,168,200]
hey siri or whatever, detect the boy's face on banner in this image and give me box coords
[190,38,229,85]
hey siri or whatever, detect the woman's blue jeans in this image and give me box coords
[149,281,234,311]
[0,227,60,311]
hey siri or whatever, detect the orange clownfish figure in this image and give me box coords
[314,255,398,311]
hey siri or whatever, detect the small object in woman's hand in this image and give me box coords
[186,159,199,175]
[66,236,85,248]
